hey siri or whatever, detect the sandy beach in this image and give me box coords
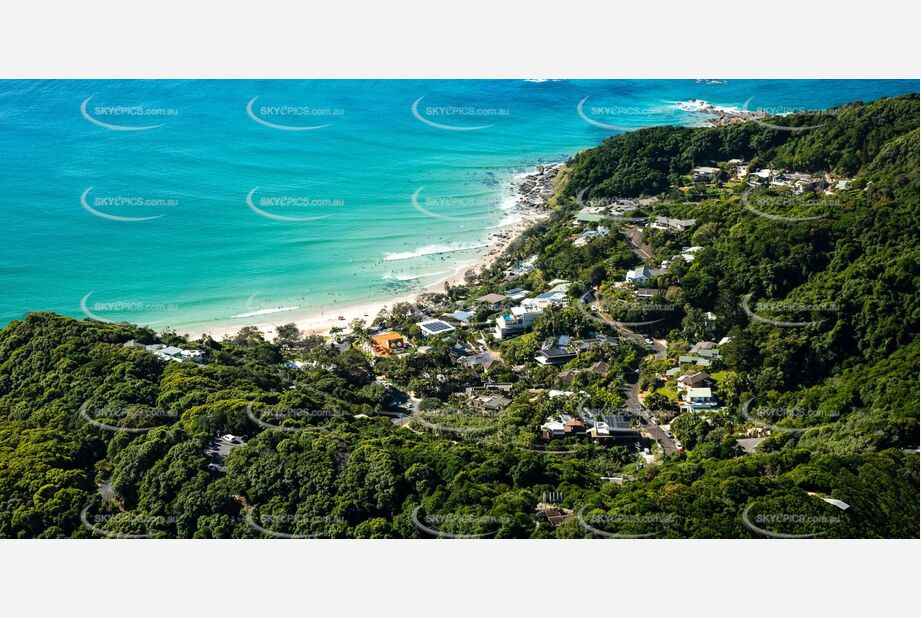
[181,165,559,341]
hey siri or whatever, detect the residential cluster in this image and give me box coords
[123,340,205,364]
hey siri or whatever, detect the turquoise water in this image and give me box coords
[0,79,915,331]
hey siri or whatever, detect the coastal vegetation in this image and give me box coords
[0,94,917,538]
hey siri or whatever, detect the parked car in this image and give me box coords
[221,434,239,443]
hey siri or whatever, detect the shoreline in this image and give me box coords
[180,163,561,341]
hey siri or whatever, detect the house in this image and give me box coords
[698,348,721,360]
[162,346,205,364]
[475,293,507,309]
[634,287,658,299]
[609,197,639,211]
[444,309,474,325]
[588,361,610,376]
[482,359,503,372]
[586,415,641,443]
[494,305,542,340]
[503,255,538,279]
[678,370,710,390]
[791,173,827,195]
[626,265,653,284]
[557,369,579,385]
[574,227,609,246]
[680,246,703,263]
[534,335,617,365]
[749,168,775,184]
[416,319,456,337]
[540,414,587,439]
[535,346,578,366]
[571,335,618,351]
[689,341,716,354]
[369,332,408,357]
[650,216,696,232]
[480,395,511,412]
[682,387,718,411]
[451,340,474,357]
[540,416,567,438]
[727,159,749,179]
[665,367,681,378]
[504,287,530,301]
[691,166,721,182]
[522,290,568,310]
[125,340,205,364]
[563,419,587,435]
[457,352,492,368]
[465,383,514,396]
[770,172,795,188]
[727,158,746,176]
[536,506,573,527]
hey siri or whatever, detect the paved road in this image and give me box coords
[577,293,667,360]
[574,294,676,454]
[623,378,678,455]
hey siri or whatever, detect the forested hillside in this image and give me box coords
[1,94,917,538]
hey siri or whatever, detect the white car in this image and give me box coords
[221,434,239,443]
[643,337,654,345]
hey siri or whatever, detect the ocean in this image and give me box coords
[0,79,915,332]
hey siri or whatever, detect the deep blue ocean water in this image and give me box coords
[0,79,915,332]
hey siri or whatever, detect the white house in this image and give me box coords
[504,287,530,301]
[494,305,542,340]
[125,340,205,364]
[522,291,568,310]
[650,216,696,232]
[682,387,718,411]
[692,166,721,182]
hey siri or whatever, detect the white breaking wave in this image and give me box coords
[674,99,743,115]
[231,306,300,319]
[383,242,491,262]
[485,211,522,229]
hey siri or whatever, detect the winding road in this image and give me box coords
[576,291,667,360]
[623,378,678,455]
